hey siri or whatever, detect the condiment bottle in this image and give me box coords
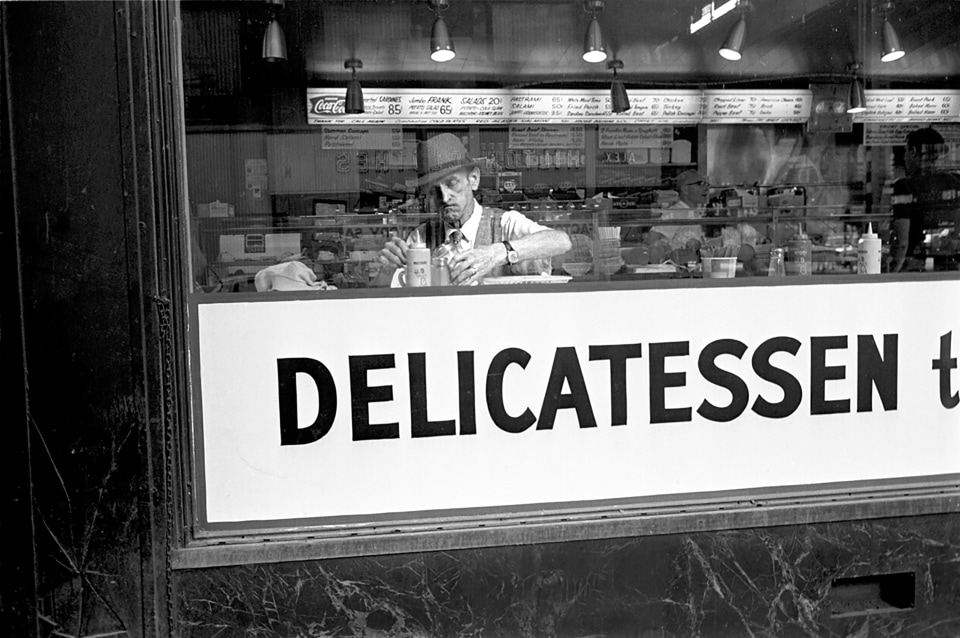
[405,241,432,287]
[768,248,786,277]
[786,233,812,276]
[857,223,881,274]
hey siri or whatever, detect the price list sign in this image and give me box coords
[307,89,702,125]
[855,90,960,123]
[598,125,673,149]
[320,126,403,150]
[508,125,585,149]
[702,90,811,123]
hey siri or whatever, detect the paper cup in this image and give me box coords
[702,256,736,279]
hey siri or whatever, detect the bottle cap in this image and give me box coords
[862,223,878,239]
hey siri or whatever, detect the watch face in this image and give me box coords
[507,250,519,264]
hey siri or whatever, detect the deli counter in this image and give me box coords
[190,190,955,294]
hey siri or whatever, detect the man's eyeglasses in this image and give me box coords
[683,180,709,188]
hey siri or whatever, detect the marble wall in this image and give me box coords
[176,513,960,637]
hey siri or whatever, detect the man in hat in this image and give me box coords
[377,133,571,285]
[889,127,959,272]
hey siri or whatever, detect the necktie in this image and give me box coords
[447,229,464,251]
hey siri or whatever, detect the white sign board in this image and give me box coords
[856,90,960,123]
[702,90,812,123]
[307,88,703,125]
[599,125,674,149]
[320,126,404,150]
[508,125,585,149]
[194,280,960,528]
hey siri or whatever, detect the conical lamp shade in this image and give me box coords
[880,19,905,62]
[262,19,287,62]
[430,16,456,62]
[345,77,364,114]
[582,16,607,63]
[847,77,866,114]
[610,77,631,113]
[718,15,746,61]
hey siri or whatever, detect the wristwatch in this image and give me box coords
[502,240,520,265]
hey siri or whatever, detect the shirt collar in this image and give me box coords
[445,199,482,245]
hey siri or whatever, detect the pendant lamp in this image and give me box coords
[608,59,630,113]
[429,0,455,62]
[847,64,866,114]
[261,0,287,62]
[718,12,746,60]
[344,59,364,114]
[880,18,905,62]
[582,0,607,63]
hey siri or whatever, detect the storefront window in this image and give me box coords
[177,0,960,559]
[182,2,958,294]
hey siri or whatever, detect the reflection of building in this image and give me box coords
[4,2,960,636]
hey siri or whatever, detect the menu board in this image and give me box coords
[320,126,403,150]
[702,90,812,123]
[599,125,673,149]
[508,125,584,149]
[307,89,703,125]
[307,88,960,126]
[854,90,960,123]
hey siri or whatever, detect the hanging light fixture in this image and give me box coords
[718,3,749,61]
[879,5,905,63]
[582,0,607,64]
[261,0,287,62]
[429,0,456,62]
[847,63,867,114]
[344,59,364,114]
[608,59,630,113]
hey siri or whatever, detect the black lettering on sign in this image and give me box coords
[751,337,802,418]
[933,332,959,409]
[538,347,597,430]
[350,354,399,441]
[409,353,456,438]
[277,358,337,446]
[590,343,643,426]
[857,334,898,412]
[487,348,536,433]
[811,336,850,415]
[697,339,749,422]
[649,341,691,424]
[458,351,477,435]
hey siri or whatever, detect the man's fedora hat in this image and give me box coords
[416,133,481,186]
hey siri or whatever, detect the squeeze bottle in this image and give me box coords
[857,223,881,275]
[405,241,432,287]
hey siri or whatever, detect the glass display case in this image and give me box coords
[192,187,957,294]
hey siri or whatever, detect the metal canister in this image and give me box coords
[786,234,812,276]
[431,255,450,286]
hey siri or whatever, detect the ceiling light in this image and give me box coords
[718,12,746,60]
[847,63,866,114]
[429,0,455,62]
[582,0,607,64]
[261,0,287,62]
[608,59,630,113]
[880,18,905,62]
[344,59,364,114]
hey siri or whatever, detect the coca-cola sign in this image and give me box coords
[309,95,346,116]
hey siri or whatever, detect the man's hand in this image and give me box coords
[448,243,505,285]
[378,235,408,270]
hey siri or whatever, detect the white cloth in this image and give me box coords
[255,261,334,292]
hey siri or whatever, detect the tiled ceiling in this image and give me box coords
[281,0,960,89]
